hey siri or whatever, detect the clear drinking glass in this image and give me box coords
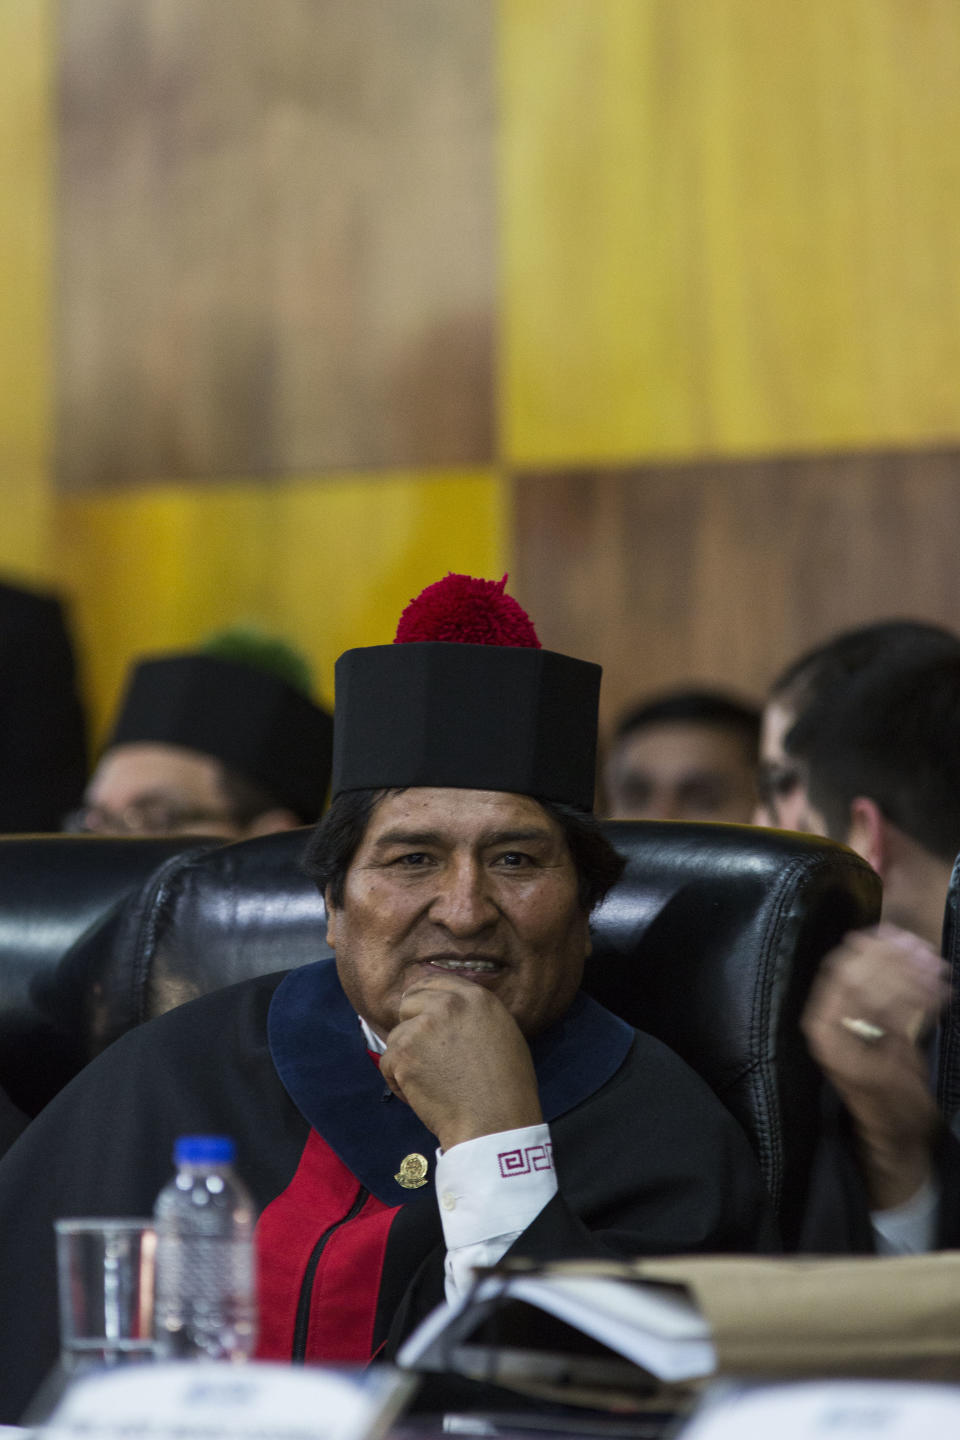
[54,1218,157,1372]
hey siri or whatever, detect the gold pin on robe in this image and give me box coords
[396,1153,429,1189]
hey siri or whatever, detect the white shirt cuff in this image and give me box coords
[871,1177,939,1255]
[436,1122,558,1300]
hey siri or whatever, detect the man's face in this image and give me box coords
[755,701,827,834]
[326,787,591,1040]
[603,722,757,823]
[75,742,243,837]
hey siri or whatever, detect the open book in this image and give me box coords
[398,1260,716,1398]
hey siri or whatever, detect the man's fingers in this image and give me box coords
[378,1051,408,1105]
[805,928,948,1047]
[395,971,506,1024]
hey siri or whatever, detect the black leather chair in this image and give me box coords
[51,820,880,1248]
[583,825,879,1248]
[0,834,218,1114]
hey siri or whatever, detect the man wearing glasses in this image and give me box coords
[67,636,332,839]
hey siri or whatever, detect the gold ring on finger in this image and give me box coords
[839,1015,887,1045]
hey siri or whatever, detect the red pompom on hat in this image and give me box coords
[332,571,600,808]
[394,574,541,648]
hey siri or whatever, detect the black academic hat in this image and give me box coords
[108,653,333,822]
[332,575,600,812]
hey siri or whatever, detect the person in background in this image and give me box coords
[787,649,960,951]
[789,649,960,1253]
[66,627,333,837]
[754,618,959,832]
[0,580,87,832]
[602,687,760,823]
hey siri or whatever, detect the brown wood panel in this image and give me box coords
[55,0,495,490]
[511,451,960,734]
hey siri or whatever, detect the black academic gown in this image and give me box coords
[0,960,777,1422]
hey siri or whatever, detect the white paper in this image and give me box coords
[41,1361,412,1440]
[679,1380,960,1440]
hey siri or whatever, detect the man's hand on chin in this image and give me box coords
[379,974,544,1151]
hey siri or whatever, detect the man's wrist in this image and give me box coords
[438,1103,544,1154]
[857,1139,934,1210]
[871,1175,939,1255]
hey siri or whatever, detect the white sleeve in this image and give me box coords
[434,1122,558,1303]
[870,1177,939,1255]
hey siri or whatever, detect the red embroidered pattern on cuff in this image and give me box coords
[497,1142,554,1177]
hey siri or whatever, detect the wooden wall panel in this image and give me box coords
[501,0,960,465]
[55,0,495,490]
[32,0,960,730]
[512,452,960,734]
[54,469,505,738]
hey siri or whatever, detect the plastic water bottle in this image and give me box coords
[153,1135,257,1361]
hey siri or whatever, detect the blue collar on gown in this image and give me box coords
[268,957,634,1204]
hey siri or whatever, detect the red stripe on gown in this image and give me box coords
[255,1127,402,1362]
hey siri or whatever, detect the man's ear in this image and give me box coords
[323,887,338,949]
[846,795,888,876]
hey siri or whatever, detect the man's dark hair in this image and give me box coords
[613,688,760,754]
[769,619,959,717]
[786,650,960,862]
[215,764,314,827]
[303,789,626,913]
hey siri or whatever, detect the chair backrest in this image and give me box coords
[59,819,880,1247]
[582,824,879,1248]
[0,834,217,1113]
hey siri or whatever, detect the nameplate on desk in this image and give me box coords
[678,1379,960,1440]
[42,1362,414,1440]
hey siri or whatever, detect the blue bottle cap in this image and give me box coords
[173,1135,236,1166]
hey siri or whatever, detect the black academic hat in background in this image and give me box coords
[109,653,333,822]
[331,575,601,812]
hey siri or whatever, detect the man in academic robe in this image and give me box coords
[67,635,333,839]
[0,575,776,1422]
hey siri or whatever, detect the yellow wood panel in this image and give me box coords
[54,471,507,739]
[0,0,53,576]
[501,0,960,464]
